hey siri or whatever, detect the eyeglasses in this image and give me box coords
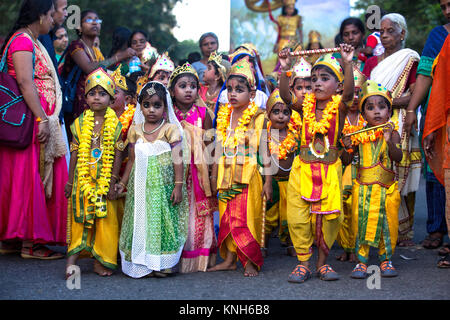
[84,19,102,24]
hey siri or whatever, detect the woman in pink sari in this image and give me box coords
[0,0,68,259]
[170,64,218,273]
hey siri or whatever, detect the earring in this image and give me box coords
[40,17,43,25]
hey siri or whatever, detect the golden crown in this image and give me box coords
[266,89,286,115]
[85,68,116,97]
[229,56,255,89]
[149,52,175,80]
[358,80,393,112]
[353,66,367,88]
[111,65,128,91]
[229,47,253,62]
[284,0,296,6]
[168,62,199,87]
[308,30,321,44]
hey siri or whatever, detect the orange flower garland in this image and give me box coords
[342,114,366,135]
[349,120,399,147]
[216,101,259,149]
[118,104,136,137]
[268,111,302,160]
[302,93,341,136]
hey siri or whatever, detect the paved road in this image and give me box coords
[1,178,449,301]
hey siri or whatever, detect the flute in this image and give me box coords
[344,123,393,137]
[288,47,341,57]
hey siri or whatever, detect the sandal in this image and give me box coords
[351,263,368,279]
[317,264,340,281]
[0,241,21,255]
[380,260,398,277]
[287,264,311,283]
[21,244,64,260]
[422,235,443,249]
[437,254,450,268]
[438,243,450,256]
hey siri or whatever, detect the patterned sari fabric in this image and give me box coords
[0,33,68,246]
[352,139,401,264]
[174,105,218,273]
[366,49,421,242]
[67,113,122,269]
[119,124,189,278]
[216,110,265,270]
[62,40,104,135]
[286,97,344,261]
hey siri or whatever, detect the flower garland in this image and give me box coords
[268,111,302,160]
[118,104,136,138]
[302,93,340,158]
[342,114,366,135]
[348,120,399,147]
[216,101,259,149]
[302,93,341,136]
[77,107,118,217]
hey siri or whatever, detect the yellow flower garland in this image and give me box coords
[216,101,259,149]
[302,93,341,136]
[77,107,118,217]
[268,111,302,160]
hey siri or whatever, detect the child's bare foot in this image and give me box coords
[286,246,296,257]
[244,262,259,277]
[207,261,237,272]
[93,260,113,277]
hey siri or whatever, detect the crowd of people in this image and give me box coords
[0,0,449,283]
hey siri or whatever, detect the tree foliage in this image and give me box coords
[354,0,446,53]
[0,0,183,58]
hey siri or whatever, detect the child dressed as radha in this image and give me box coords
[115,81,189,278]
[207,57,272,277]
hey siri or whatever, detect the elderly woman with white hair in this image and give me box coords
[362,13,421,247]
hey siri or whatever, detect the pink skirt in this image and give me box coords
[0,100,68,245]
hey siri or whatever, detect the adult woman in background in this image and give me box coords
[61,10,134,137]
[0,0,68,258]
[362,13,421,247]
[192,32,219,84]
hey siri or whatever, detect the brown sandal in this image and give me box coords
[21,244,64,260]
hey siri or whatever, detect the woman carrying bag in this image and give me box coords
[0,0,68,259]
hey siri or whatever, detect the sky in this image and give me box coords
[172,0,231,52]
[172,0,360,52]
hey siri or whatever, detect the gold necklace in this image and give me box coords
[25,27,37,42]
[80,38,96,61]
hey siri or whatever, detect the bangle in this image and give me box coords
[112,174,120,181]
[37,117,49,123]
[174,181,184,184]
[118,181,126,188]
[66,182,73,186]
[406,110,415,113]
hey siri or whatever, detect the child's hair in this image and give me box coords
[311,65,339,83]
[361,96,392,115]
[292,77,312,88]
[207,61,224,87]
[108,27,132,58]
[122,77,137,98]
[138,82,167,107]
[86,85,114,100]
[227,74,252,92]
[169,72,200,92]
[282,5,298,16]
